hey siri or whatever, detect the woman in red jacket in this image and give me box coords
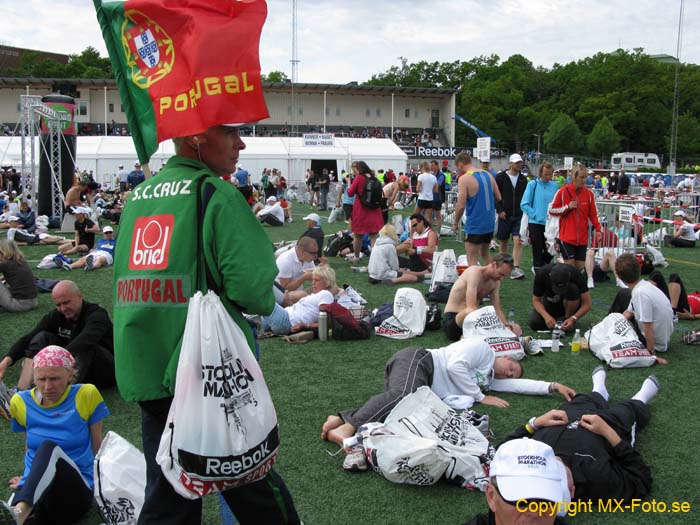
[346,161,383,262]
[550,165,602,270]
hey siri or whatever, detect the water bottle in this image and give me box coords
[508,307,515,326]
[551,324,561,353]
[571,328,581,355]
[318,311,328,341]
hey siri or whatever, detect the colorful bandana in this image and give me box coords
[33,346,75,369]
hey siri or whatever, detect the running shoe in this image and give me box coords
[84,255,95,271]
[0,380,13,421]
[342,444,368,472]
[53,255,72,271]
[0,501,19,525]
[510,267,525,280]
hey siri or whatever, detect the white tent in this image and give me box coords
[0,135,407,187]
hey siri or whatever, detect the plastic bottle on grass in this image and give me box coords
[508,307,515,326]
[551,324,561,353]
[571,329,581,355]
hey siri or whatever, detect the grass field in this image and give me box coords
[1,203,699,524]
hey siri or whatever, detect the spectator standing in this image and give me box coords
[430,160,446,234]
[549,165,602,270]
[308,170,320,208]
[495,154,528,279]
[317,168,331,210]
[520,161,558,273]
[112,125,300,523]
[336,171,356,227]
[607,172,619,194]
[414,161,437,219]
[117,164,130,193]
[127,161,145,189]
[451,152,502,266]
[618,170,631,195]
[346,161,383,263]
[234,164,251,201]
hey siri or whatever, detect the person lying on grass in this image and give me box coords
[499,366,659,503]
[261,265,337,335]
[321,336,575,472]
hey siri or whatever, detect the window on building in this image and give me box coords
[405,108,410,118]
[366,108,371,117]
[108,103,114,113]
[77,101,88,116]
[376,108,381,118]
[288,105,292,115]
[298,107,303,115]
[335,107,341,116]
[431,109,440,128]
[414,109,419,119]
[325,106,330,116]
[120,104,125,113]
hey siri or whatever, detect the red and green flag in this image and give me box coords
[93,0,270,164]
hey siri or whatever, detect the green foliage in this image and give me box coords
[544,113,584,153]
[0,46,113,79]
[667,113,700,158]
[586,116,621,157]
[262,70,289,83]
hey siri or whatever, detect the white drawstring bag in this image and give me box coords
[156,291,279,499]
[462,306,526,360]
[429,249,458,293]
[327,206,342,224]
[584,313,658,368]
[376,288,427,339]
[94,431,146,525]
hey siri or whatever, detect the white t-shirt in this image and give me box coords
[507,173,519,188]
[677,222,696,242]
[257,202,284,223]
[117,169,130,183]
[629,280,674,352]
[275,248,315,284]
[286,290,333,325]
[417,172,437,201]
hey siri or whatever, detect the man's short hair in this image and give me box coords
[455,151,472,165]
[615,253,640,285]
[492,253,514,267]
[297,236,318,253]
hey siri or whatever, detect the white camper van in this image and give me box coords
[611,152,661,171]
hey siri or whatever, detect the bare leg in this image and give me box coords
[563,258,577,268]
[585,249,595,280]
[668,282,681,310]
[71,257,87,270]
[574,259,585,270]
[321,415,343,440]
[93,256,108,269]
[17,358,34,390]
[327,423,357,448]
[285,290,308,306]
[499,240,509,254]
[513,236,523,267]
[480,243,491,265]
[369,233,378,248]
[353,233,362,258]
[466,242,479,266]
[393,273,422,284]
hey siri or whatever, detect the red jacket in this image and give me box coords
[550,183,601,246]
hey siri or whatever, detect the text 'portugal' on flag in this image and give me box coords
[93,0,270,164]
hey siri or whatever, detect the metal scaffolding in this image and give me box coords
[19,95,70,219]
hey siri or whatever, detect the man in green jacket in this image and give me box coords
[113,125,299,524]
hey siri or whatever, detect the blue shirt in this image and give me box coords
[235,169,250,187]
[128,170,146,188]
[465,171,495,234]
[10,384,110,488]
[341,180,356,205]
[96,238,116,257]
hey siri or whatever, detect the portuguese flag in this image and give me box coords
[93,0,270,164]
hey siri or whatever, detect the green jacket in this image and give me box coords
[113,156,277,402]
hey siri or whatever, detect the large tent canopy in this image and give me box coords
[0,136,407,186]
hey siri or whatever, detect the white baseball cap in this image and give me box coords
[266,196,277,203]
[489,438,568,504]
[6,215,20,222]
[102,226,114,233]
[509,153,523,163]
[74,207,91,214]
[674,210,686,217]
[302,213,321,225]
[479,156,490,163]
[134,161,141,167]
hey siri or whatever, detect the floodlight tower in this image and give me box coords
[668,0,684,175]
[290,0,300,137]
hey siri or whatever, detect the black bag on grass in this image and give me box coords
[426,283,453,303]
[369,302,393,327]
[324,302,371,340]
[324,232,354,257]
[425,303,442,331]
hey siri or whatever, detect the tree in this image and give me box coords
[544,113,584,154]
[668,113,700,159]
[586,116,621,159]
[262,70,289,83]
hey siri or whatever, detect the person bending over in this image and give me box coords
[0,280,114,391]
[442,254,521,341]
[530,263,591,332]
[275,237,318,305]
[501,366,659,503]
[1,346,109,525]
[321,337,575,472]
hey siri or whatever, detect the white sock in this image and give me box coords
[632,376,660,404]
[592,367,609,401]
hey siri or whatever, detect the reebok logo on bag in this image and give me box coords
[359,175,383,209]
[129,214,174,270]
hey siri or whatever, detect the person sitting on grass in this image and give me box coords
[321,337,575,472]
[275,237,318,305]
[665,272,700,320]
[57,208,99,256]
[500,366,659,503]
[0,280,115,391]
[442,254,522,341]
[5,217,65,246]
[261,265,337,335]
[256,196,285,227]
[54,226,116,272]
[464,438,571,525]
[663,209,696,248]
[0,239,38,313]
[0,345,109,525]
[584,247,627,289]
[299,213,324,255]
[16,201,36,234]
[367,225,422,285]
[395,214,438,274]
[615,253,673,361]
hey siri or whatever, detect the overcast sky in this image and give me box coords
[3,0,698,83]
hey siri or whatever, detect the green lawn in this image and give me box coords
[1,203,699,524]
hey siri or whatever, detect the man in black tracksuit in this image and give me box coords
[495,154,529,279]
[499,367,656,503]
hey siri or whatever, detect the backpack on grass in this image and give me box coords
[360,175,383,209]
[323,302,371,340]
